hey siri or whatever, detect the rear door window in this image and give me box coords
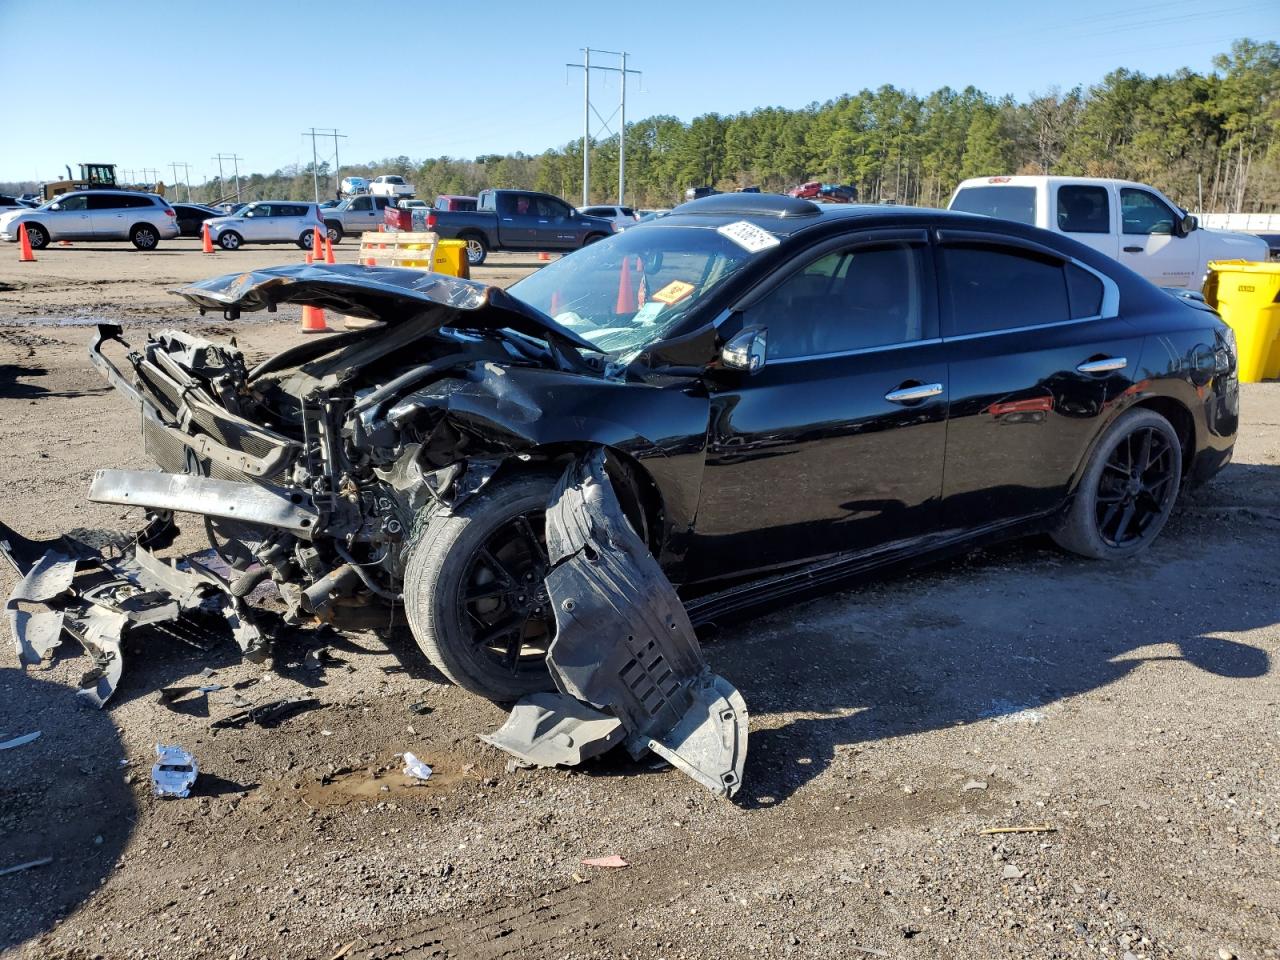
[1057,185,1109,233]
[942,243,1071,335]
[949,186,1037,226]
[87,194,126,210]
[1066,264,1105,318]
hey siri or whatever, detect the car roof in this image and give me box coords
[954,175,1161,191]
[662,193,953,237]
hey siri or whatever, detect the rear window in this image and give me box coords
[943,244,1069,335]
[950,186,1037,226]
[1057,185,1109,233]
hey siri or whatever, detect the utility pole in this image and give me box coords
[302,128,347,202]
[170,162,193,202]
[567,49,641,207]
[212,154,243,202]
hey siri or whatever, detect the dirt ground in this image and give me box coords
[0,242,1278,960]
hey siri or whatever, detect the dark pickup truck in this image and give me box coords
[429,189,615,265]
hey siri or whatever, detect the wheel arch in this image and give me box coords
[485,442,667,556]
[1127,395,1195,477]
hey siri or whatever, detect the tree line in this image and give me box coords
[5,40,1276,213]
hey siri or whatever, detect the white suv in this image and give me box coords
[949,176,1268,288]
[369,175,414,198]
[0,190,179,250]
[205,201,327,251]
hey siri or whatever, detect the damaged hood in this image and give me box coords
[174,264,599,353]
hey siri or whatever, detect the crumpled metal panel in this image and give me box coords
[537,451,749,798]
[8,608,65,665]
[480,692,625,768]
[9,551,77,603]
[173,263,597,352]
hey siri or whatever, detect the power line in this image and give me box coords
[170,162,193,202]
[212,154,244,203]
[302,128,347,202]
[566,48,642,206]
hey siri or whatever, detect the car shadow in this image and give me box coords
[717,502,1276,808]
[0,672,135,951]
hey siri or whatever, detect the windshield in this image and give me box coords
[507,225,758,354]
[950,185,1037,225]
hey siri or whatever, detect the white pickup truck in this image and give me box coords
[948,175,1268,289]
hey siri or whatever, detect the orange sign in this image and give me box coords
[651,280,695,305]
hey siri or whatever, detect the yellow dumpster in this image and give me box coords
[1203,260,1280,382]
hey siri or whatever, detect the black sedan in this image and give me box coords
[170,203,222,238]
[85,193,1238,701]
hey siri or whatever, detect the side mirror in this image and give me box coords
[721,326,768,373]
[50,203,61,211]
[1180,213,1198,236]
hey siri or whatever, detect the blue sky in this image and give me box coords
[1,0,1275,184]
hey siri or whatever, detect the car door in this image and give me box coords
[235,203,268,241]
[689,230,948,580]
[87,193,128,238]
[495,193,537,248]
[46,193,93,239]
[1054,183,1119,260]
[534,196,581,248]
[348,195,380,233]
[937,230,1144,528]
[1118,187,1198,288]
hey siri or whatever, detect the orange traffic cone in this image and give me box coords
[538,251,551,262]
[312,227,323,259]
[201,222,215,254]
[18,223,35,262]
[301,304,332,334]
[57,240,73,246]
[324,235,335,264]
[615,255,634,314]
[305,250,314,264]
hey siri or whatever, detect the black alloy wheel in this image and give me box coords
[1052,407,1183,560]
[457,512,553,678]
[1095,425,1177,547]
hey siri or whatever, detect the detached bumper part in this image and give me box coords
[483,451,749,798]
[2,517,267,708]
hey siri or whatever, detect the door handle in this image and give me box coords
[1123,246,1142,253]
[1076,357,1127,374]
[884,382,944,403]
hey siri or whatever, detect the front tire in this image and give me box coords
[1052,408,1182,560]
[403,471,559,701]
[325,222,343,244]
[24,223,49,250]
[217,230,242,251]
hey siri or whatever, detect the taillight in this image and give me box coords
[164,209,175,217]
[427,212,437,229]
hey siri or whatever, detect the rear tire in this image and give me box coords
[1052,408,1182,560]
[217,231,242,251]
[461,233,488,266]
[298,231,314,250]
[130,224,159,250]
[403,471,559,701]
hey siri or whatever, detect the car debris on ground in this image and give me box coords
[0,731,41,751]
[210,695,321,730]
[0,857,54,878]
[151,744,198,798]
[401,752,433,782]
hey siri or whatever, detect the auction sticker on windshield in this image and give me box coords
[717,220,781,254]
[651,280,696,305]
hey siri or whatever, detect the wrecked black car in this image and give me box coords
[6,193,1238,794]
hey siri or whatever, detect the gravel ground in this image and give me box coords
[0,245,1277,960]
